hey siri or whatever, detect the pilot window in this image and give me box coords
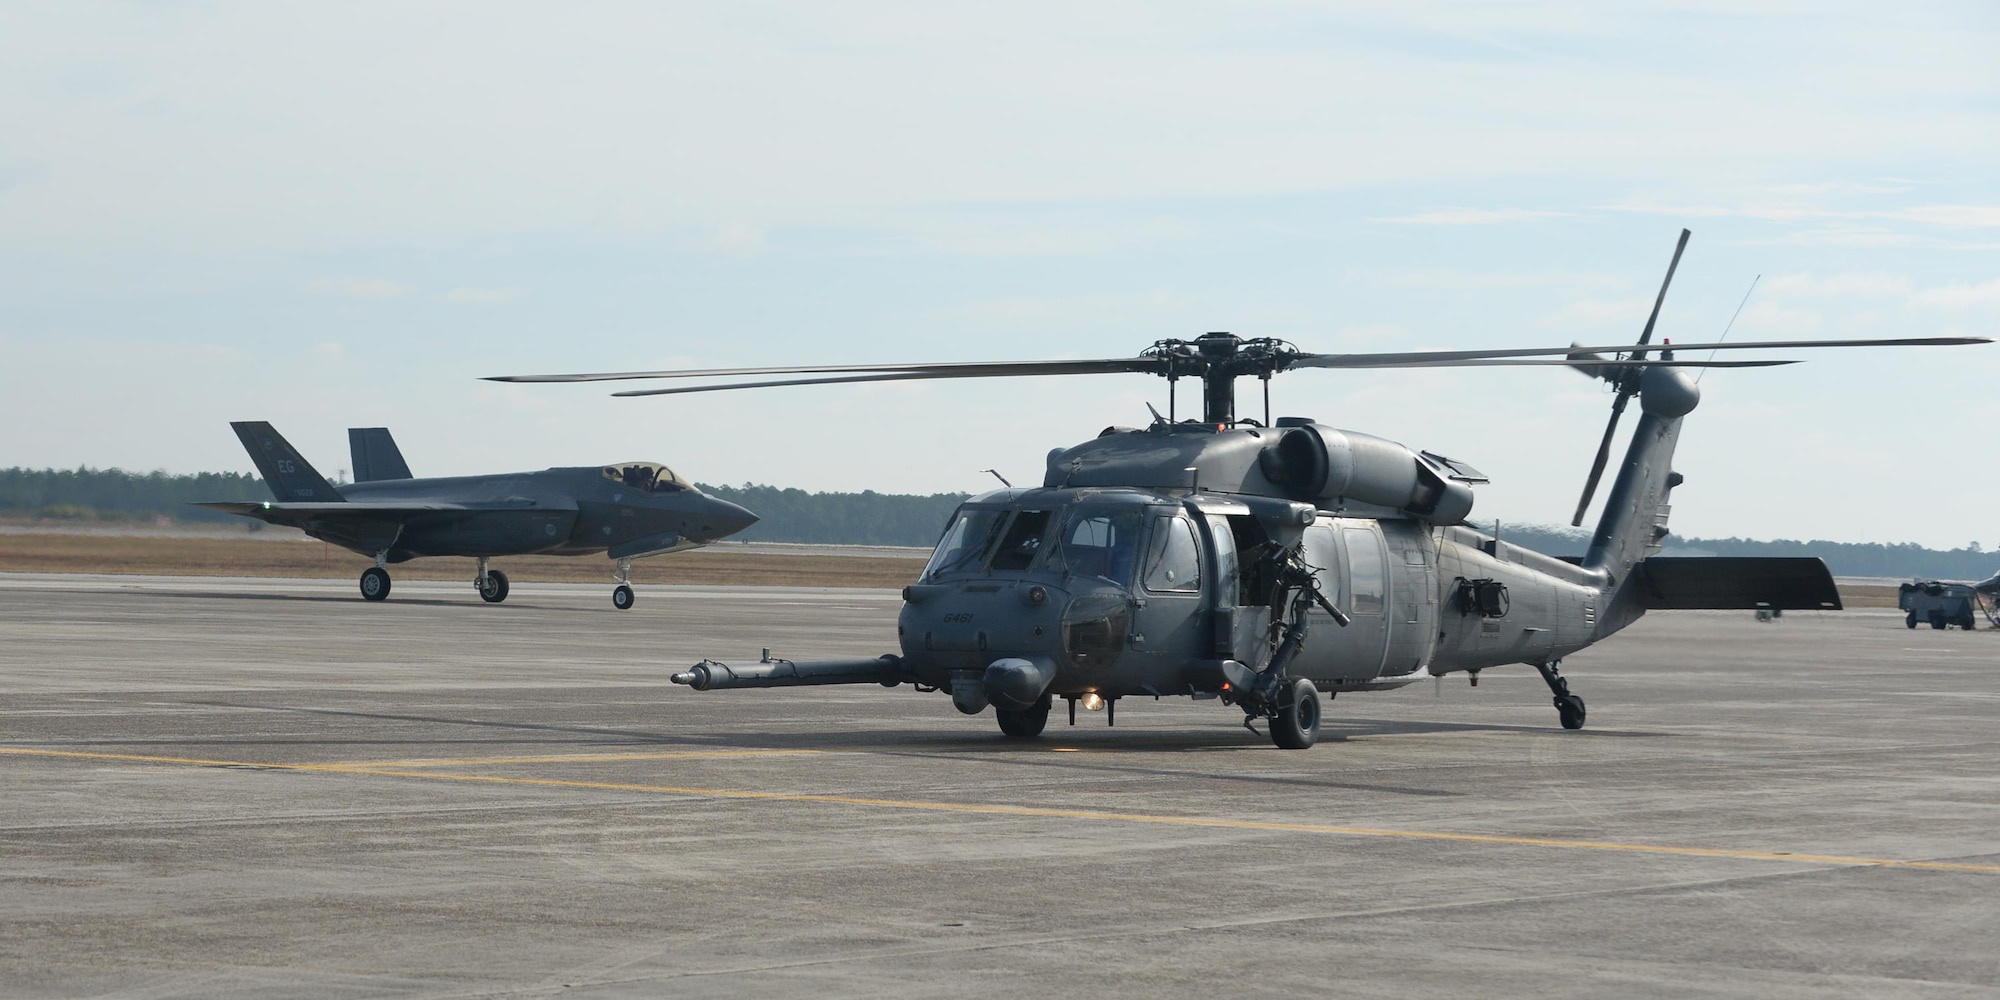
[1344,527,1385,615]
[601,463,687,494]
[988,510,1052,572]
[1143,516,1202,593]
[1050,510,1142,585]
[922,508,1009,581]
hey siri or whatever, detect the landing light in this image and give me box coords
[1052,748,1081,753]
[1081,693,1106,712]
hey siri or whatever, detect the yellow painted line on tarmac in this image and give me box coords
[326,749,827,769]
[7,745,1999,875]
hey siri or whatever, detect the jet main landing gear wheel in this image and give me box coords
[359,566,391,602]
[612,584,635,610]
[478,569,510,604]
[1269,677,1322,750]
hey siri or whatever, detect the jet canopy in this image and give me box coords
[603,462,691,493]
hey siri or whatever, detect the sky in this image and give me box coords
[1,1,1996,549]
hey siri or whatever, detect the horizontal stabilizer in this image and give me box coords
[1636,557,1841,611]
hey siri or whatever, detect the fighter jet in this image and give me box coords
[194,422,758,608]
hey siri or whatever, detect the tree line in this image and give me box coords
[2,466,1991,579]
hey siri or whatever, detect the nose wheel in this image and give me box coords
[611,558,637,610]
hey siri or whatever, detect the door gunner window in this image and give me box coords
[1143,516,1202,593]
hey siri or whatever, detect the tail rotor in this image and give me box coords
[1570,228,1691,527]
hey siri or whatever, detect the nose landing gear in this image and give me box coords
[611,558,636,610]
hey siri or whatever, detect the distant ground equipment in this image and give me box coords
[1898,580,1984,630]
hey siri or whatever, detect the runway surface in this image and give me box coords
[3,573,1997,998]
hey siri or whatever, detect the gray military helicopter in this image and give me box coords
[492,230,1986,747]
[194,421,758,608]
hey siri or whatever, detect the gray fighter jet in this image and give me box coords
[194,422,758,608]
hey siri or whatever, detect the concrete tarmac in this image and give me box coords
[2,573,1997,998]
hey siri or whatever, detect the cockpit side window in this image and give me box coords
[1050,509,1142,585]
[1143,515,1202,593]
[921,507,1010,581]
[989,510,1052,572]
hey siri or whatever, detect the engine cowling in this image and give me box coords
[1262,421,1475,523]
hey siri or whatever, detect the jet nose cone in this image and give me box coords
[704,497,759,539]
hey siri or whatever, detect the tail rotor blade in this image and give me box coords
[1632,228,1692,360]
[1572,394,1630,527]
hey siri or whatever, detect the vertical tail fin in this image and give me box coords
[348,427,413,482]
[230,421,345,502]
[1582,366,1698,635]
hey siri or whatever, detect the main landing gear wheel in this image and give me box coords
[1270,677,1322,750]
[612,584,635,610]
[996,697,1051,739]
[478,570,510,604]
[1557,694,1587,730]
[359,567,391,602]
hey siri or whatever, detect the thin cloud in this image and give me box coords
[1372,208,1571,225]
[443,286,519,305]
[307,276,409,300]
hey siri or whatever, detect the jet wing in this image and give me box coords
[193,500,480,524]
[1635,557,1843,611]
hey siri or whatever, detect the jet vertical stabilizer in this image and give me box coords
[231,421,345,502]
[349,427,414,482]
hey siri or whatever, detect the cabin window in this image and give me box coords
[1344,527,1385,615]
[988,510,1053,572]
[1049,510,1142,585]
[922,508,1009,581]
[1143,516,1202,593]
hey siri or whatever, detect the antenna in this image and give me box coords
[1699,275,1761,384]
[980,469,1012,488]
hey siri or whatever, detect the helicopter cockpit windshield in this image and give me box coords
[920,501,1146,586]
[602,462,690,494]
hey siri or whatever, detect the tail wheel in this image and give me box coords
[612,584,635,610]
[1558,694,1587,730]
[359,567,391,602]
[1270,678,1321,750]
[479,570,509,604]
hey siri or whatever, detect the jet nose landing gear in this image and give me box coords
[611,558,637,610]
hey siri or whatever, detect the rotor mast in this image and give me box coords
[1153,332,1292,426]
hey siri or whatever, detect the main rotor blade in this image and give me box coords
[493,334,1986,387]
[487,357,1160,384]
[1631,228,1692,361]
[1572,394,1631,527]
[1285,335,1987,370]
[609,368,1121,397]
[1343,358,1797,370]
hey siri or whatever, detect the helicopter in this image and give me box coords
[490,230,1988,749]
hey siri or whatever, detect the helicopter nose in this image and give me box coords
[700,496,759,539]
